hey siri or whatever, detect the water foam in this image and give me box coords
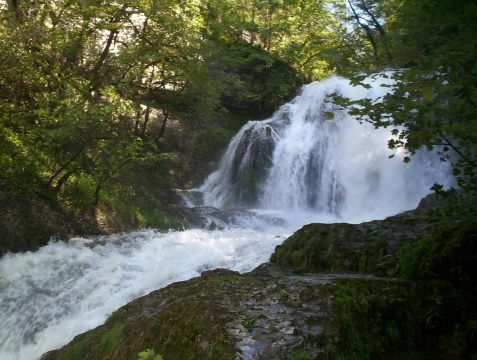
[0,227,286,359]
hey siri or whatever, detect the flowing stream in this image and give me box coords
[0,75,452,360]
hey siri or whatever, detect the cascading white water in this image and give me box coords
[200,75,452,221]
[0,75,453,360]
[0,227,286,360]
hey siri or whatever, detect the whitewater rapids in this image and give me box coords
[0,75,452,360]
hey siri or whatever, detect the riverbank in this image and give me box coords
[0,112,253,256]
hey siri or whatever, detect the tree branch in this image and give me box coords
[438,131,477,168]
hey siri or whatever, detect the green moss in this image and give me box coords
[98,324,125,357]
[291,348,314,360]
[106,308,126,322]
[398,218,477,358]
[327,279,420,359]
[192,126,234,163]
[148,300,234,360]
[243,318,256,332]
[270,203,477,359]
[137,348,163,360]
[132,274,239,360]
[100,187,183,231]
[65,334,94,360]
[271,216,423,276]
[271,223,368,272]
[207,278,227,290]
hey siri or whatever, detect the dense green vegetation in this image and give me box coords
[336,0,477,192]
[398,208,477,358]
[0,0,361,248]
[0,0,342,247]
[329,279,419,359]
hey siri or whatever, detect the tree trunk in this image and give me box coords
[348,0,379,61]
[53,168,76,193]
[156,108,168,144]
[141,106,151,138]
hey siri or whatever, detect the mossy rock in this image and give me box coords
[271,206,437,276]
[42,265,442,360]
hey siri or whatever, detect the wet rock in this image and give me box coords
[270,198,441,276]
[0,194,101,255]
[42,265,397,360]
[176,205,285,230]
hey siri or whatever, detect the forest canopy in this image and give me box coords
[0,0,340,204]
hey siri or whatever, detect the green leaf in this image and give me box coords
[137,349,163,360]
[421,85,434,102]
[324,111,335,120]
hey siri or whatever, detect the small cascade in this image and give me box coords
[200,121,279,207]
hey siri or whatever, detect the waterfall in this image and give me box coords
[0,75,453,360]
[200,75,452,222]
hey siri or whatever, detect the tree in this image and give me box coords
[334,0,477,192]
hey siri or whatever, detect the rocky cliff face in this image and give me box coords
[42,197,471,360]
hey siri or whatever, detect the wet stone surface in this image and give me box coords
[271,197,440,277]
[43,264,388,360]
